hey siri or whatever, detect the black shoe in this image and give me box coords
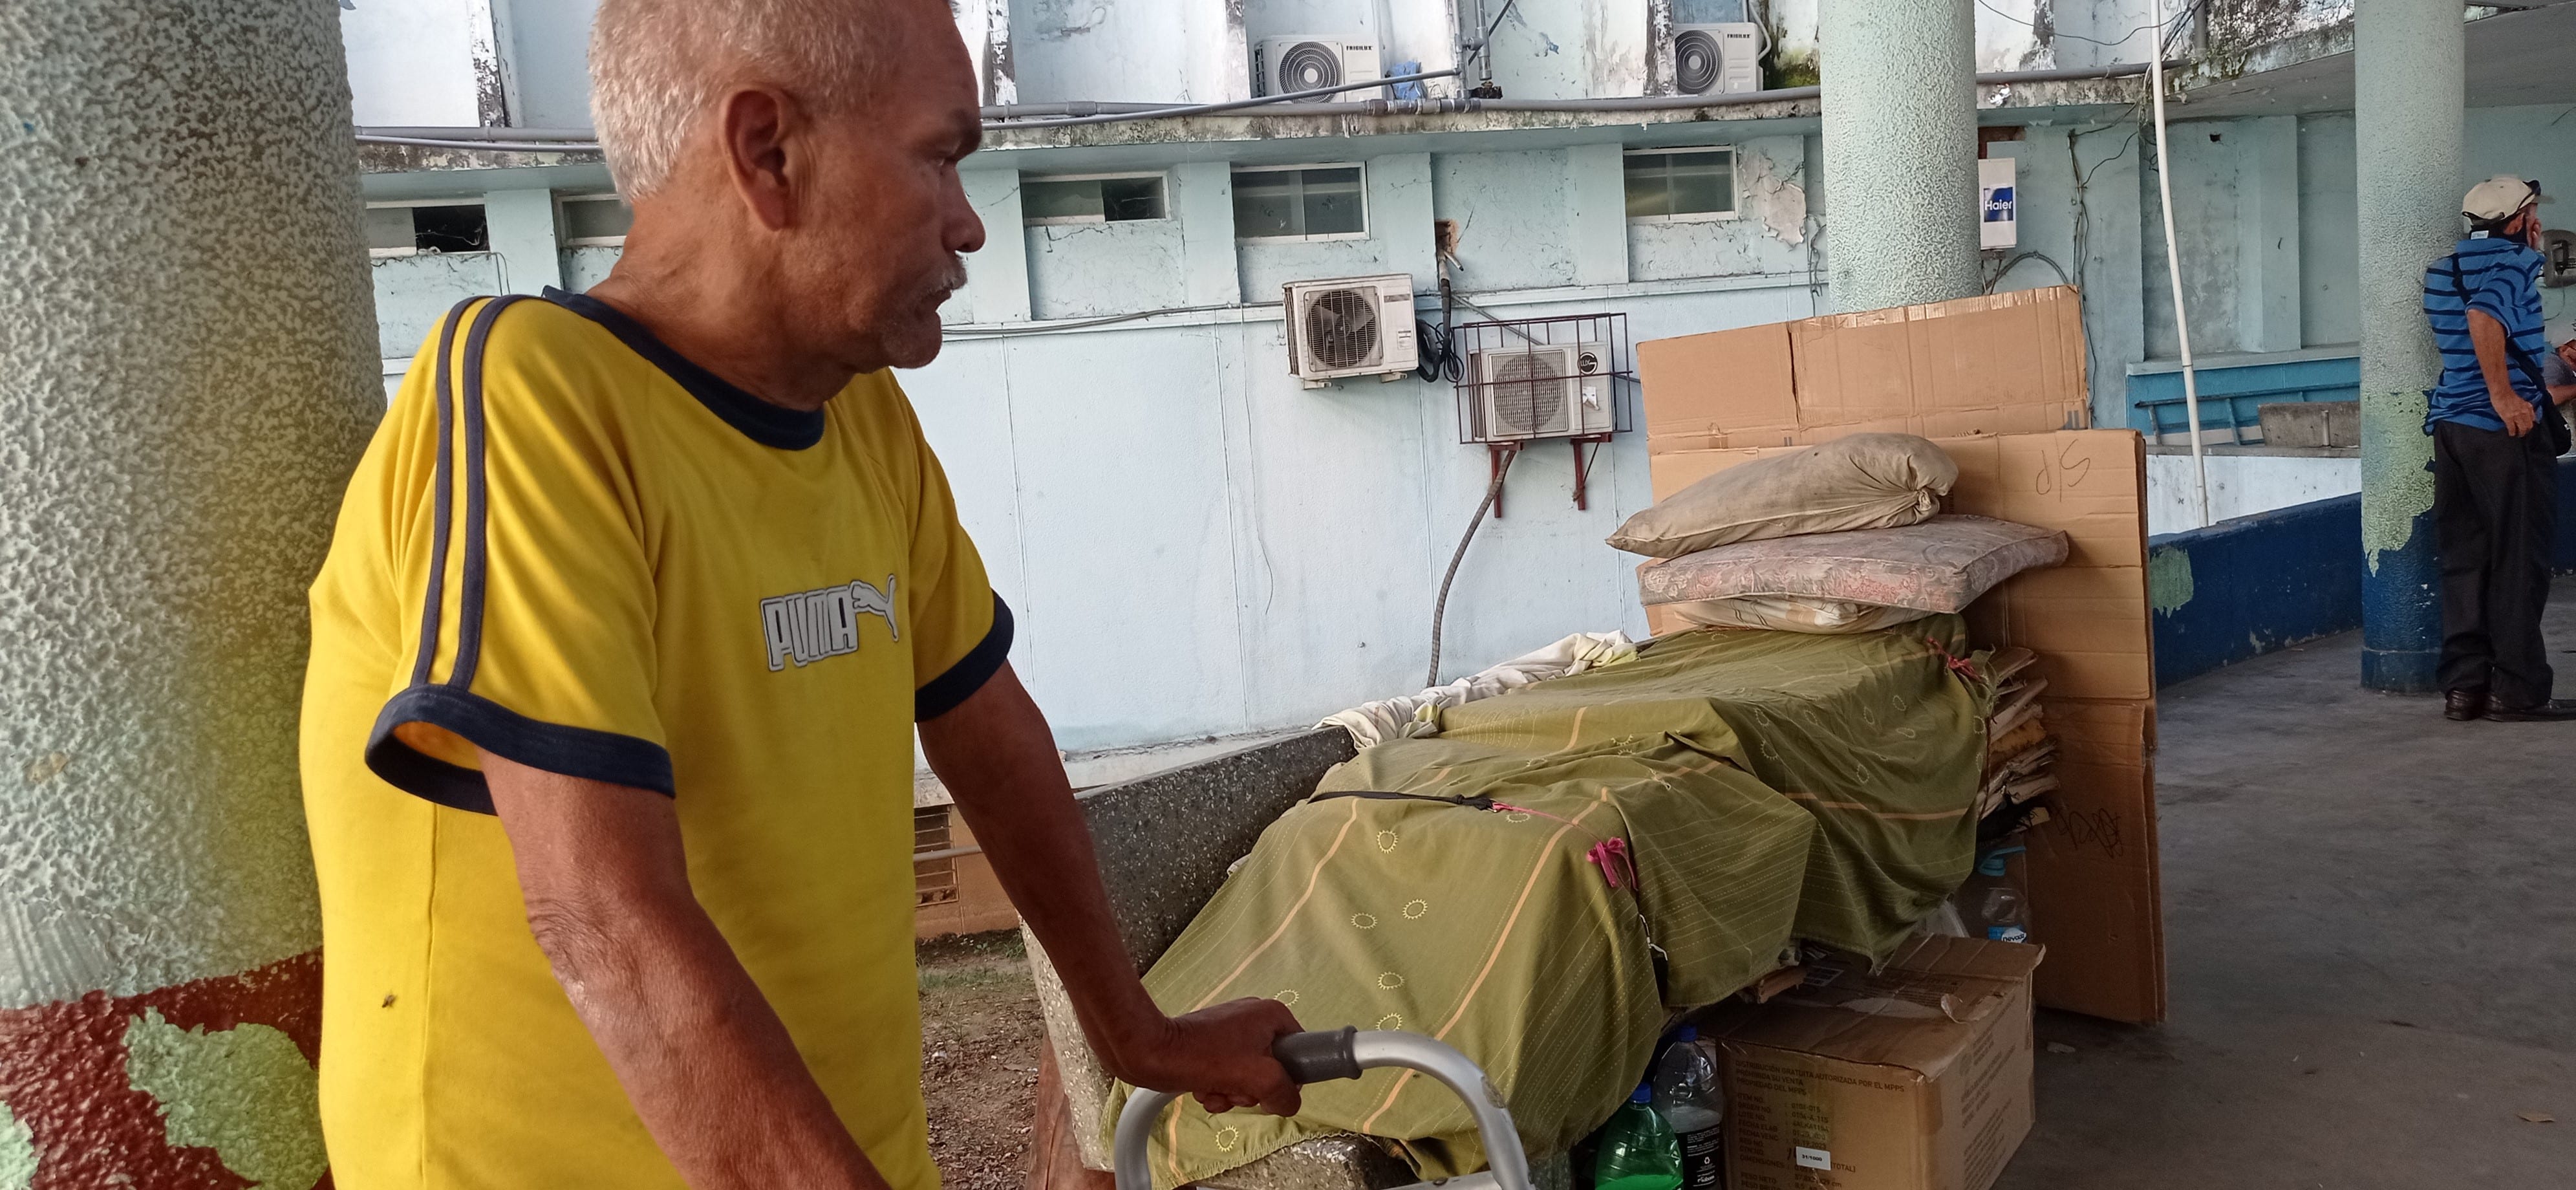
[2445,689,2489,720]
[2486,698,2576,722]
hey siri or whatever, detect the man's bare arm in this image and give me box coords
[483,752,882,1189]
[2469,309,2535,436]
[919,662,1304,1116]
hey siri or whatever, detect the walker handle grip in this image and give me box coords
[1273,1027,1362,1085]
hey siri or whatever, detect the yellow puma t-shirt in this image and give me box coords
[300,290,1008,1188]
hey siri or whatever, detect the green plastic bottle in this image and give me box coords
[1593,1083,1684,1190]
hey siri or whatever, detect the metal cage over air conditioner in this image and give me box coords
[1452,313,1634,445]
[1447,312,1635,514]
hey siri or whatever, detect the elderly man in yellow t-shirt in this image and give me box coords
[297,1,1300,1186]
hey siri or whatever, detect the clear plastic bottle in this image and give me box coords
[1651,1028,1725,1190]
[1593,1083,1683,1190]
[1966,844,2030,944]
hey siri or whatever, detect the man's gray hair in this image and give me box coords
[589,0,898,199]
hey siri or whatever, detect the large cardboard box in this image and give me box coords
[1637,287,2088,452]
[1634,291,2165,1025]
[1701,937,2045,1190]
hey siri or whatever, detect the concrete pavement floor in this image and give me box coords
[1997,581,2576,1189]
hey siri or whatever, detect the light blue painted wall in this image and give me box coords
[371,252,504,357]
[490,0,600,127]
[2141,104,2576,365]
[899,281,1821,750]
[2297,113,2361,347]
[1027,217,1191,318]
[1434,150,1578,292]
[561,244,621,291]
[1009,0,1201,103]
[1626,136,1816,283]
[2142,118,2260,358]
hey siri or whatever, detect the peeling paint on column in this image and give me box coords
[0,953,324,1188]
[124,1010,325,1190]
[0,1101,32,1190]
[2149,545,2196,614]
[2358,392,2435,574]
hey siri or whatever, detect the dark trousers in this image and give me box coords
[2434,419,2558,705]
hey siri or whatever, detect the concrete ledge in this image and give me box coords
[2151,493,2364,687]
[2154,457,2576,689]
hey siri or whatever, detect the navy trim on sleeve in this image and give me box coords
[365,685,678,816]
[449,294,529,691]
[539,287,827,451]
[915,595,1016,721]
[408,299,478,688]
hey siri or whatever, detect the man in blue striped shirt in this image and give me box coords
[2422,175,2573,721]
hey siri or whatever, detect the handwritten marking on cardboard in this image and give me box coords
[2032,439,2095,497]
[2048,808,2127,858]
[2057,440,2093,488]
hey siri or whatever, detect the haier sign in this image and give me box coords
[1979,156,2018,250]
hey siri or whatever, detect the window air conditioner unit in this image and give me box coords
[1472,343,1614,441]
[1284,274,1418,385]
[1671,23,1764,96]
[1255,36,1384,99]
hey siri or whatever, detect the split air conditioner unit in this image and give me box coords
[1671,23,1764,96]
[1255,36,1384,100]
[1284,274,1418,385]
[1471,343,1615,441]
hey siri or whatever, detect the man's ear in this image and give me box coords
[720,87,798,232]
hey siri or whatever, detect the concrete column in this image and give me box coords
[2355,0,2462,692]
[1172,161,1240,307]
[950,168,1031,324]
[1368,153,1437,294]
[482,187,564,295]
[0,1,378,1182]
[1818,0,1980,310]
[1565,142,1631,288]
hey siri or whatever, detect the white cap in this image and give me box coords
[2463,175,2542,222]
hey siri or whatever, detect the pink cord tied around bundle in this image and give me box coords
[1586,838,1636,891]
[1925,636,1981,684]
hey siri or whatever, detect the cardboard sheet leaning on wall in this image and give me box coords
[1637,287,2090,451]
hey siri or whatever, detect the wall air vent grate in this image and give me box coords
[1305,288,1380,370]
[1490,352,1570,436]
[1673,28,1721,94]
[1276,41,1343,91]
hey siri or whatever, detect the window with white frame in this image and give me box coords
[1232,164,1368,240]
[1623,147,1737,222]
[558,193,635,246]
[365,199,489,257]
[1021,173,1168,225]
